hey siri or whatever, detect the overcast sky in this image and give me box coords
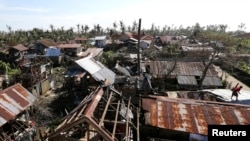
[0,0,249,32]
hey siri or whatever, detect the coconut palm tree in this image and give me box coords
[84,25,89,35]
[119,21,125,33]
[76,24,80,35]
[113,21,117,33]
[96,24,101,35]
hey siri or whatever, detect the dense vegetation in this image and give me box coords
[0,22,247,47]
[1,22,250,78]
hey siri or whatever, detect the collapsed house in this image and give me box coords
[0,83,37,141]
[47,55,140,141]
[17,55,53,95]
[47,85,139,141]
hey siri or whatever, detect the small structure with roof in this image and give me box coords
[58,43,82,57]
[95,36,107,48]
[0,83,37,140]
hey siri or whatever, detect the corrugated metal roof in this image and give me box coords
[0,83,36,127]
[201,89,250,104]
[76,56,115,84]
[58,43,82,48]
[177,75,222,86]
[93,67,116,84]
[142,95,250,135]
[181,46,214,52]
[144,61,219,78]
[78,47,103,57]
[202,76,222,86]
[177,75,197,85]
[37,39,56,47]
[95,36,106,40]
[12,44,28,51]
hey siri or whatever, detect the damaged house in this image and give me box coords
[0,83,37,141]
[154,36,180,47]
[58,43,83,57]
[17,55,53,95]
[35,39,57,55]
[78,47,103,61]
[63,55,116,95]
[47,85,139,141]
[75,55,116,86]
[142,61,223,90]
[8,44,29,65]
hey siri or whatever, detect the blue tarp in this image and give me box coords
[45,47,61,56]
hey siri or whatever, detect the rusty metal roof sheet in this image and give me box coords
[0,83,36,127]
[58,43,82,48]
[37,39,56,47]
[144,61,219,78]
[12,44,28,51]
[141,95,250,135]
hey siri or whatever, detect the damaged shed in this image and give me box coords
[0,83,37,141]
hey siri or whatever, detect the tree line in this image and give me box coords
[0,21,247,47]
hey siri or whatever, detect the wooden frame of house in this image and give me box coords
[47,86,139,141]
[18,55,53,95]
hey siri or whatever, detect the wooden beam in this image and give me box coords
[112,100,121,139]
[125,97,131,141]
[99,91,113,126]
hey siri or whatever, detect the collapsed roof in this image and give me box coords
[48,86,138,141]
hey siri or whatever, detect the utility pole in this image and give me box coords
[137,18,141,141]
[137,18,141,76]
